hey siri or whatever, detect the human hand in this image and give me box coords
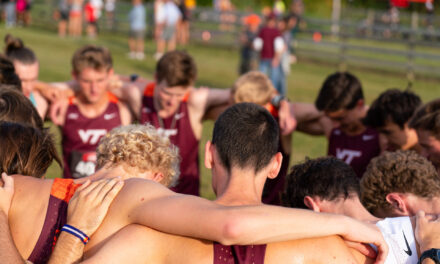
[40,85,62,102]
[108,74,123,91]
[0,173,14,216]
[345,241,378,259]
[67,178,124,237]
[271,58,280,67]
[278,100,297,135]
[49,98,68,126]
[342,218,388,264]
[415,211,440,252]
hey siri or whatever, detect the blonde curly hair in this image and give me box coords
[96,124,180,187]
[360,150,440,216]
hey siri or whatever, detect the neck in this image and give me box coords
[76,93,109,118]
[214,167,264,206]
[344,106,368,136]
[153,96,180,119]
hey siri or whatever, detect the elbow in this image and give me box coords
[218,214,245,245]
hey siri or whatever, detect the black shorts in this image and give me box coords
[59,10,69,20]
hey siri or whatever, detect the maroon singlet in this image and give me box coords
[62,93,122,179]
[262,104,290,205]
[140,83,200,195]
[28,179,80,264]
[328,127,380,178]
[214,243,267,264]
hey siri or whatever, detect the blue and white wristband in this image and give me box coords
[61,224,90,245]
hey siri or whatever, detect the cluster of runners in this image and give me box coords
[0,33,440,264]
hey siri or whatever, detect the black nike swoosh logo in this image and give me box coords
[402,230,412,256]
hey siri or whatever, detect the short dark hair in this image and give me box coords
[315,72,364,112]
[363,89,421,129]
[4,34,37,65]
[212,103,279,173]
[156,51,197,87]
[409,99,440,139]
[282,157,360,209]
[0,87,43,129]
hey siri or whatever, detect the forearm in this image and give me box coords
[218,205,351,245]
[130,193,349,245]
[48,232,84,264]
[0,212,25,263]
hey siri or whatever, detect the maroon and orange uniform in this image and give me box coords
[140,83,200,195]
[62,93,122,179]
[262,104,290,205]
[28,179,80,264]
[214,243,266,264]
[328,127,380,178]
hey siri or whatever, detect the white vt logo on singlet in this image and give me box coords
[336,148,362,164]
[78,129,107,144]
[157,128,178,139]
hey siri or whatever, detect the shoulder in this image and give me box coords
[188,87,209,105]
[117,101,132,125]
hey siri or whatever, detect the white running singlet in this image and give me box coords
[375,217,418,264]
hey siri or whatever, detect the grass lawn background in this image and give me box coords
[2,26,439,200]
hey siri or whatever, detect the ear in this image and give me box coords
[204,141,214,169]
[72,71,78,81]
[385,193,409,216]
[304,196,322,212]
[152,172,164,183]
[267,152,283,179]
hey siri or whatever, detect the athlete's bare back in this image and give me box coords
[83,224,372,264]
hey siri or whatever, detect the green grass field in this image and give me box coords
[3,26,439,200]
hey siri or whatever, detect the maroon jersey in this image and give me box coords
[28,179,80,264]
[141,83,200,196]
[214,243,266,264]
[328,127,381,178]
[62,93,121,179]
[258,26,281,59]
[262,104,289,205]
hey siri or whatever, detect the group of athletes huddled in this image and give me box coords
[0,33,440,264]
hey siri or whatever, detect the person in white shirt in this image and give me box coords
[282,155,440,264]
[155,0,181,60]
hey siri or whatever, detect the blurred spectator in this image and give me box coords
[278,16,291,95]
[23,0,31,25]
[4,0,15,27]
[273,0,286,17]
[239,14,260,74]
[128,0,146,60]
[155,0,180,60]
[15,0,26,25]
[69,0,83,37]
[154,0,165,59]
[104,0,115,29]
[177,0,189,45]
[55,0,69,37]
[254,14,285,95]
[287,0,305,63]
[85,0,98,38]
[218,0,234,31]
[424,0,435,40]
[91,0,103,19]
